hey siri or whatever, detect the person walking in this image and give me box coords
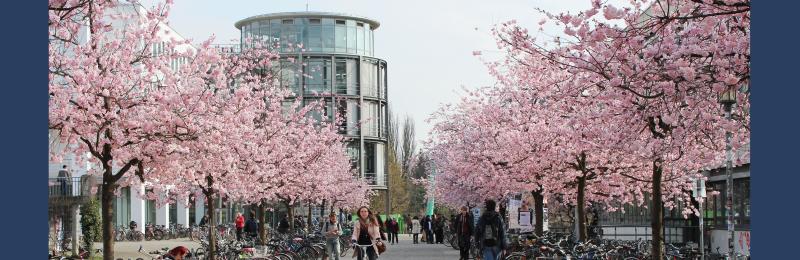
[381,218,394,242]
[351,206,383,260]
[234,212,245,241]
[244,213,258,239]
[389,218,399,244]
[424,215,434,244]
[433,214,444,244]
[57,165,71,195]
[475,199,507,260]
[376,212,387,241]
[322,213,342,260]
[455,206,474,260]
[411,216,421,244]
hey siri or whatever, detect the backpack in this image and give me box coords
[482,216,499,247]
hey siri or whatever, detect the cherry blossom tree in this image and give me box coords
[492,0,750,257]
[49,1,203,258]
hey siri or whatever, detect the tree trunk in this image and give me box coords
[100,178,115,260]
[532,190,544,237]
[206,192,218,260]
[287,202,294,233]
[307,204,313,230]
[651,160,665,260]
[321,199,327,219]
[576,177,587,242]
[258,202,267,245]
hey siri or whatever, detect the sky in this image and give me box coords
[151,0,617,145]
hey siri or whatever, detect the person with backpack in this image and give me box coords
[475,199,507,260]
[322,213,342,260]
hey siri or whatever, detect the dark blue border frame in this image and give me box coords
[0,1,47,258]
[752,0,800,258]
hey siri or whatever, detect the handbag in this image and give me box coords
[375,240,386,254]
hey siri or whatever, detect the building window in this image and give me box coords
[306,25,322,51]
[310,18,321,24]
[304,59,331,95]
[347,143,360,172]
[282,19,293,24]
[365,142,376,185]
[335,25,347,53]
[336,20,346,25]
[347,26,357,54]
[335,59,359,95]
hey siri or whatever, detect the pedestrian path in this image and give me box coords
[376,234,459,260]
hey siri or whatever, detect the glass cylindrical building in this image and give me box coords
[235,12,388,189]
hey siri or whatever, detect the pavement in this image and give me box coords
[352,234,461,260]
[93,234,461,260]
[92,238,201,259]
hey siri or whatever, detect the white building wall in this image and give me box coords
[176,198,190,227]
[129,185,146,233]
[195,193,206,225]
[710,230,750,256]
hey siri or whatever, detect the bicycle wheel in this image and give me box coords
[503,252,527,260]
[274,253,292,260]
[296,245,317,260]
[339,244,351,257]
[154,230,164,240]
[114,230,125,241]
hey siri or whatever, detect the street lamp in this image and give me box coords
[718,87,737,259]
[692,177,707,260]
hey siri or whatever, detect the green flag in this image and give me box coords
[426,164,435,216]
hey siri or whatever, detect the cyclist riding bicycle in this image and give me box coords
[350,206,384,260]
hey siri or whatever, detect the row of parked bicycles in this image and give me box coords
[187,223,355,260]
[440,229,751,260]
[113,223,227,242]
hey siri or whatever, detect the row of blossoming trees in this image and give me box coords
[426,0,749,258]
[48,1,371,259]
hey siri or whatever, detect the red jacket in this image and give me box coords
[235,215,245,229]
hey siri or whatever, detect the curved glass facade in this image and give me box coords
[240,17,374,55]
[236,13,389,188]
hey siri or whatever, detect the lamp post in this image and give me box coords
[693,177,707,260]
[719,87,737,259]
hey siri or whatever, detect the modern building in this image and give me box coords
[231,12,390,190]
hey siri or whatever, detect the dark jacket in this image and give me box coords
[244,219,258,235]
[454,212,474,239]
[421,217,431,232]
[278,218,289,233]
[389,220,399,233]
[474,211,507,250]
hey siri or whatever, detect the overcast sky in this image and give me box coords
[154,0,620,145]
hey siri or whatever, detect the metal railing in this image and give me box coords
[48,177,89,198]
